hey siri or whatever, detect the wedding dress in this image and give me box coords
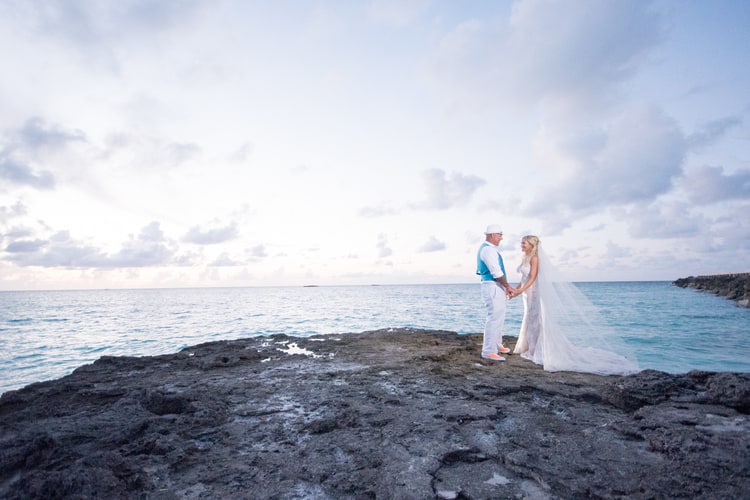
[513,247,639,375]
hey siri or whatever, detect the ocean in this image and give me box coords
[1,281,749,395]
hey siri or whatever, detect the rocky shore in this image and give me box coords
[1,329,748,499]
[673,272,750,307]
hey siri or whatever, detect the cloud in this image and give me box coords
[6,0,204,52]
[5,239,46,253]
[430,0,662,115]
[411,168,486,210]
[3,225,34,239]
[289,164,310,175]
[679,165,750,204]
[4,231,110,268]
[183,222,238,245]
[0,117,90,189]
[228,142,254,164]
[623,202,704,239]
[418,236,445,253]
[505,0,662,111]
[362,169,485,214]
[376,233,392,258]
[686,116,742,151]
[102,133,202,170]
[3,221,178,268]
[714,203,750,251]
[0,158,55,189]
[0,201,27,224]
[16,117,86,151]
[684,82,716,99]
[358,204,398,217]
[247,244,268,259]
[165,142,201,167]
[0,0,205,84]
[428,1,679,241]
[105,221,177,267]
[210,252,241,267]
[604,240,631,260]
[528,105,686,215]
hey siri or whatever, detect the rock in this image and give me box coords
[674,273,750,307]
[1,329,748,499]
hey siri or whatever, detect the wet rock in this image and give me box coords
[1,329,748,498]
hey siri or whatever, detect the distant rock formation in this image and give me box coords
[673,272,750,307]
[1,329,748,498]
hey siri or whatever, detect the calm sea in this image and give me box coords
[1,282,748,395]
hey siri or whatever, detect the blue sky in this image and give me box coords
[0,0,748,290]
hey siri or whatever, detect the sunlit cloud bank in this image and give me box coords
[0,0,748,290]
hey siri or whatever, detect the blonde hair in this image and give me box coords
[522,235,540,264]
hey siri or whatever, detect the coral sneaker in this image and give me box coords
[498,346,511,354]
[481,353,506,361]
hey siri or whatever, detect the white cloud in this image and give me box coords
[418,236,445,253]
[14,117,87,152]
[679,165,750,204]
[604,240,631,260]
[715,203,750,251]
[430,0,662,116]
[183,222,239,245]
[210,252,240,267]
[686,116,743,151]
[528,105,686,215]
[247,245,268,259]
[0,158,55,189]
[3,0,204,56]
[376,233,392,258]
[359,204,398,218]
[0,201,27,223]
[4,221,178,268]
[0,118,90,189]
[411,169,486,210]
[506,0,661,111]
[623,202,704,239]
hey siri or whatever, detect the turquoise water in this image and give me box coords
[1,282,748,394]
[582,281,750,373]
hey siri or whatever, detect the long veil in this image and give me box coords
[534,246,639,375]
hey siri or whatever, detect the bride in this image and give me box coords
[510,235,639,375]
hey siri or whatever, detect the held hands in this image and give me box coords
[506,286,519,299]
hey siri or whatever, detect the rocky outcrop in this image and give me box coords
[674,272,750,307]
[1,329,748,499]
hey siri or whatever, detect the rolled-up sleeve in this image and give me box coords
[479,245,505,279]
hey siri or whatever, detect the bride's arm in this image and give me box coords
[513,255,539,296]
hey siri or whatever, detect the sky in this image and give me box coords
[0,0,748,290]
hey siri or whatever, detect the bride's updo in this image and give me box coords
[522,235,540,263]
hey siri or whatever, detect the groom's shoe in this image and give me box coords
[498,346,511,354]
[481,353,505,361]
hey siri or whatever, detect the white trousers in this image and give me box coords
[481,281,506,356]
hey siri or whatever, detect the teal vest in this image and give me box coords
[476,242,505,281]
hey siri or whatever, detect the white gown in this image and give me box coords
[514,262,543,363]
[513,251,639,375]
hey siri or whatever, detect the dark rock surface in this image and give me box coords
[674,273,750,307]
[1,329,748,499]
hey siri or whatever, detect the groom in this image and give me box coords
[477,224,515,361]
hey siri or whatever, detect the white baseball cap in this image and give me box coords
[484,224,503,235]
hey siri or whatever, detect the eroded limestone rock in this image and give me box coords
[1,329,747,498]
